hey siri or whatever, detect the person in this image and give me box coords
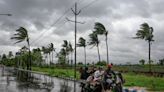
[94,67,104,81]
[79,67,83,79]
[89,66,96,75]
[104,64,116,86]
[80,67,90,80]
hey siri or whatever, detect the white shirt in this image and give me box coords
[94,70,104,80]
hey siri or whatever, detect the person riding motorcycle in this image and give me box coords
[94,67,104,81]
[104,64,116,88]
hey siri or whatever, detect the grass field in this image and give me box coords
[32,67,164,91]
[123,72,164,91]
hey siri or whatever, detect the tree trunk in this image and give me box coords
[84,47,86,66]
[46,54,48,64]
[27,40,31,70]
[105,34,109,64]
[67,55,69,65]
[49,53,51,65]
[148,41,151,72]
[52,51,53,64]
[97,44,101,62]
[65,55,67,65]
[71,52,73,67]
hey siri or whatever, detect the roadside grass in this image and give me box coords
[32,67,164,91]
[32,67,80,79]
[123,72,164,91]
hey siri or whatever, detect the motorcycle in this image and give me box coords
[80,71,124,92]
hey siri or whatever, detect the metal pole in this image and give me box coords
[74,3,77,92]
[68,3,82,92]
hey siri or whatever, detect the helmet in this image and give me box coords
[107,64,112,68]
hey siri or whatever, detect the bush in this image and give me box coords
[96,60,107,66]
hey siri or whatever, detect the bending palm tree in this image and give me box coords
[68,42,73,66]
[11,27,31,70]
[62,40,69,64]
[134,23,154,72]
[94,22,109,64]
[59,48,67,64]
[88,31,101,62]
[77,37,87,66]
[42,46,50,63]
[49,43,55,64]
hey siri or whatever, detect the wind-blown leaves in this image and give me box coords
[94,22,106,34]
[88,31,99,47]
[88,31,101,61]
[11,27,29,44]
[77,37,86,47]
[77,37,87,66]
[134,23,154,41]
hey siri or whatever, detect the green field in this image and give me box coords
[123,72,164,91]
[32,67,164,91]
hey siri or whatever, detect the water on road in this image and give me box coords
[0,66,81,92]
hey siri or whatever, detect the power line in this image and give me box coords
[80,0,99,10]
[32,20,68,46]
[30,0,83,46]
[31,0,97,46]
[30,10,70,45]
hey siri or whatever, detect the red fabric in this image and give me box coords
[107,64,112,68]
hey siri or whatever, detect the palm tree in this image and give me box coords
[47,48,51,64]
[134,23,154,72]
[58,48,67,64]
[49,43,55,64]
[77,37,87,66]
[88,31,101,62]
[62,40,72,64]
[0,55,1,62]
[11,27,31,70]
[139,59,145,65]
[8,51,13,59]
[42,46,48,64]
[62,40,69,64]
[94,22,109,64]
[68,42,73,66]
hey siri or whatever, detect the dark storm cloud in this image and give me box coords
[0,0,164,64]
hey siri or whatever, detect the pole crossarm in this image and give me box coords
[71,8,81,15]
[66,17,85,24]
[0,14,12,16]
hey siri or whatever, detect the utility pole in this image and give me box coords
[66,2,84,92]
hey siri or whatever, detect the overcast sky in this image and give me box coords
[0,0,164,64]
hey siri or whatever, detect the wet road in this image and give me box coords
[0,66,81,92]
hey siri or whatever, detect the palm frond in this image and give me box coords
[134,22,154,42]
[78,37,86,47]
[11,27,29,44]
[94,22,106,35]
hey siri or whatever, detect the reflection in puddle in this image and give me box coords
[59,80,71,92]
[16,71,54,92]
[0,66,81,92]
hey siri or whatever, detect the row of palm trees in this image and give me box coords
[10,22,154,72]
[77,22,109,66]
[42,43,55,64]
[57,40,73,65]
